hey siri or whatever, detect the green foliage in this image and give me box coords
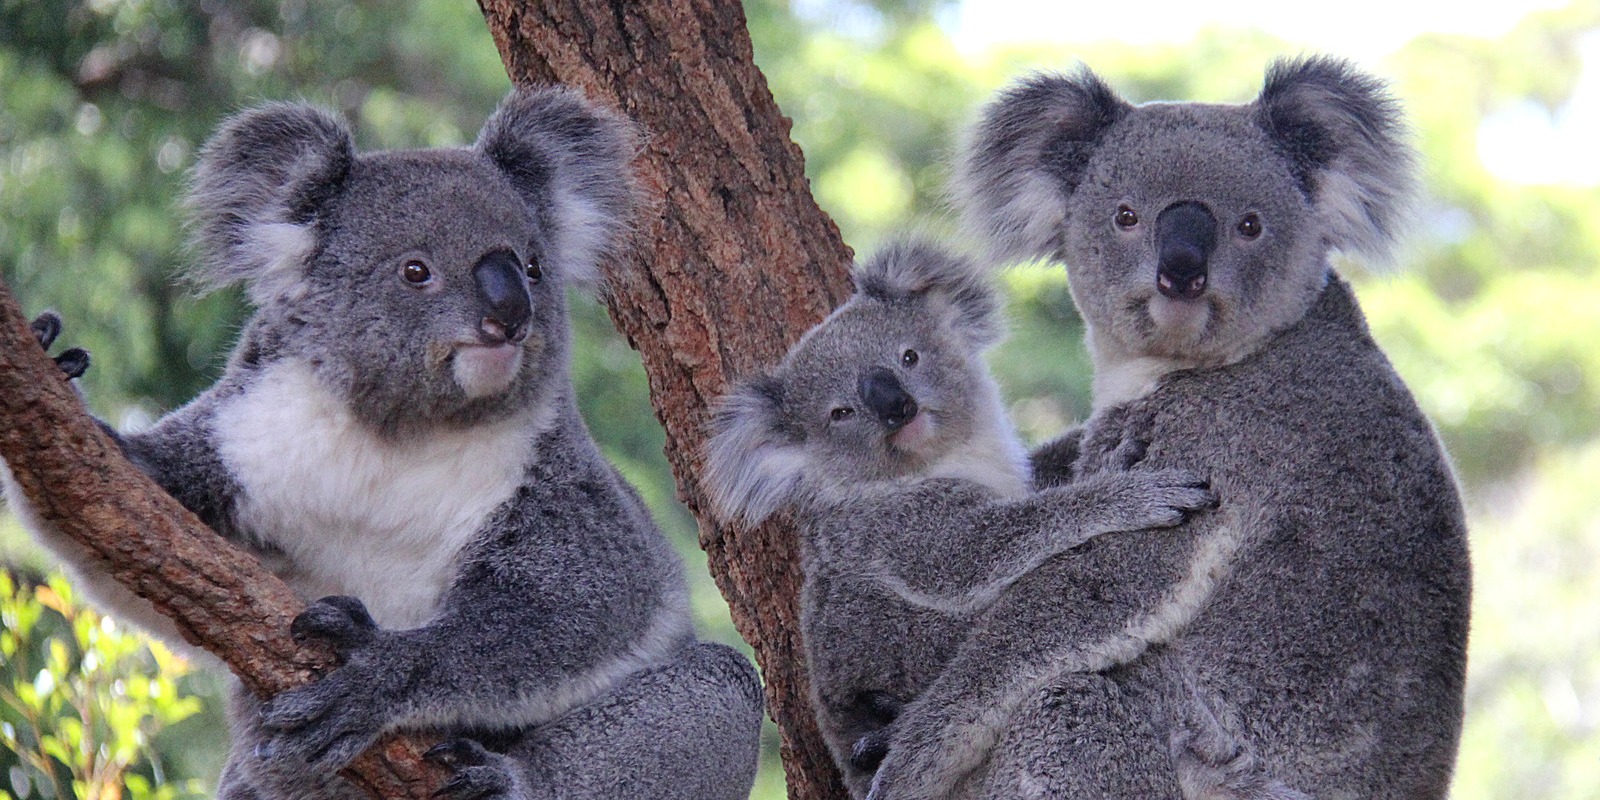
[0,571,206,800]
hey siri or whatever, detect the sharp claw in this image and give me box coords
[432,776,466,799]
[30,312,62,350]
[55,348,91,379]
[424,742,459,765]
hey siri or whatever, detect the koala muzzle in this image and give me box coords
[473,249,533,344]
[860,367,919,431]
[1155,201,1217,301]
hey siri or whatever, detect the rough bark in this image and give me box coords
[477,2,855,797]
[0,280,439,797]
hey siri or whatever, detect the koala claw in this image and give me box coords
[292,595,379,650]
[54,348,91,379]
[427,739,513,800]
[29,312,93,379]
[1125,469,1219,529]
[30,311,62,349]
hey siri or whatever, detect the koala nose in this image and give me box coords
[1155,201,1217,301]
[859,368,918,431]
[473,249,533,344]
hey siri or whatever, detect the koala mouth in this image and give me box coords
[451,342,524,399]
[887,410,936,453]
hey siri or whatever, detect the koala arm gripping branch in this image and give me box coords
[253,422,694,773]
[844,469,1213,615]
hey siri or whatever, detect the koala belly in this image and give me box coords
[212,361,545,628]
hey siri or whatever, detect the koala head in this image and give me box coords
[955,56,1417,369]
[705,240,1012,526]
[185,87,636,436]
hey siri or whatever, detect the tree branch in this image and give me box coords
[478,2,854,797]
[0,279,439,797]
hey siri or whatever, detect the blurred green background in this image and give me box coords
[2,1,1596,797]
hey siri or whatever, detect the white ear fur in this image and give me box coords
[702,377,809,527]
[1255,56,1419,270]
[953,67,1130,265]
[855,238,1006,351]
[184,102,354,304]
[477,87,641,289]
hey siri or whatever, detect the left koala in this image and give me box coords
[0,88,764,800]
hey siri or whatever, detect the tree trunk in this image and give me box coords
[0,281,440,797]
[477,2,854,797]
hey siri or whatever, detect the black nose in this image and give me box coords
[859,368,918,431]
[1155,201,1217,301]
[473,249,533,344]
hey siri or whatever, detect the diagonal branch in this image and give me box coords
[0,278,440,798]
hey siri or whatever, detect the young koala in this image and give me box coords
[3,88,762,800]
[864,56,1470,799]
[702,239,1217,798]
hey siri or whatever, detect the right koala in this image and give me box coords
[703,239,1217,798]
[869,55,1470,799]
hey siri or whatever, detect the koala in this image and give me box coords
[859,55,1470,799]
[1,88,763,800]
[702,239,1218,798]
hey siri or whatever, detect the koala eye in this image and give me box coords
[901,349,919,368]
[830,407,855,422]
[1237,213,1263,239]
[1114,205,1139,229]
[525,259,543,284]
[401,260,433,285]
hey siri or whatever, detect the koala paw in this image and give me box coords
[426,739,517,800]
[848,690,904,772]
[849,726,893,772]
[1112,436,1150,470]
[862,707,993,800]
[1098,468,1218,530]
[256,597,397,772]
[29,311,92,379]
[291,595,379,651]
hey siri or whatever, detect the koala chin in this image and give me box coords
[4,87,763,800]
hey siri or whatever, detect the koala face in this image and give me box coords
[292,150,556,430]
[185,89,636,435]
[776,298,989,483]
[957,57,1416,369]
[704,241,1006,526]
[1062,105,1326,364]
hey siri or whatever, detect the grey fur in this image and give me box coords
[2,88,760,800]
[703,239,1218,798]
[877,57,1472,799]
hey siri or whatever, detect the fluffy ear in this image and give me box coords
[477,86,640,287]
[185,103,354,305]
[953,67,1131,264]
[855,239,1005,350]
[702,375,809,527]
[1255,56,1418,267]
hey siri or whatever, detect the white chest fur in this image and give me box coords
[213,361,546,629]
